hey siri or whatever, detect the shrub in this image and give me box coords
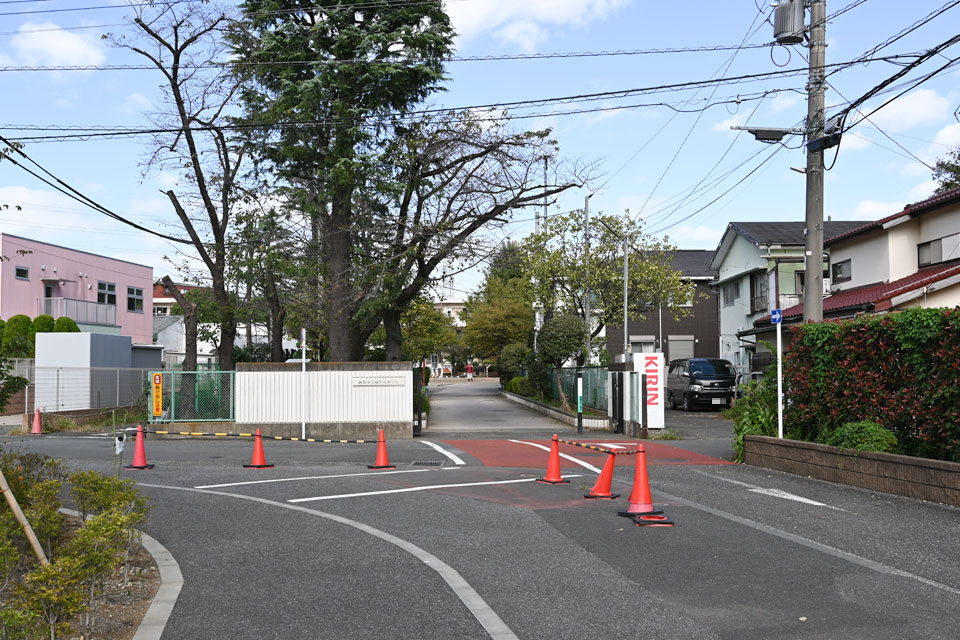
[821,420,898,454]
[786,308,960,462]
[499,343,527,382]
[727,380,777,463]
[0,318,5,351]
[30,314,55,348]
[506,376,535,397]
[53,317,80,333]
[2,315,32,357]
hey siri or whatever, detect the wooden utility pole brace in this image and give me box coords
[0,466,50,565]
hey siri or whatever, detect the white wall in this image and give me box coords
[830,230,889,291]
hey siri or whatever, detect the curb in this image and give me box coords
[60,508,183,640]
[498,390,611,429]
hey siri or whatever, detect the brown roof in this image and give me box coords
[825,186,960,247]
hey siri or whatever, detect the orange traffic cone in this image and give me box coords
[617,444,662,517]
[537,434,570,484]
[243,429,275,469]
[125,425,154,470]
[584,451,620,499]
[368,428,396,470]
[30,408,43,435]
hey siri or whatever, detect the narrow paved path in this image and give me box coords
[425,379,568,436]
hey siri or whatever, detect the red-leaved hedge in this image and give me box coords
[785,307,960,462]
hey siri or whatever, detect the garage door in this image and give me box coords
[668,335,694,362]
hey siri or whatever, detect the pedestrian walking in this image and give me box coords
[466,362,474,382]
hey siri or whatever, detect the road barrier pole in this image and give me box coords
[576,370,583,435]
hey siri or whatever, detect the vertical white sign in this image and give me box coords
[636,353,664,430]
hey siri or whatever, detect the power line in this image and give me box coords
[0,43,777,70]
[0,133,191,244]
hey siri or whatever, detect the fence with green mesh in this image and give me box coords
[546,366,608,411]
[149,370,235,423]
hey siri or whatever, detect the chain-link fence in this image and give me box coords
[20,367,152,413]
[149,370,234,423]
[547,366,608,411]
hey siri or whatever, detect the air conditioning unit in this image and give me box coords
[774,0,805,45]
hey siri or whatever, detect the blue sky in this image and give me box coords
[1,0,958,299]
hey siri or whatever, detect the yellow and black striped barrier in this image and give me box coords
[558,439,639,456]
[142,429,374,444]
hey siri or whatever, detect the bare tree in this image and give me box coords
[113,2,243,369]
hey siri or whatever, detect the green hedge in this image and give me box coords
[786,308,960,462]
[506,376,535,397]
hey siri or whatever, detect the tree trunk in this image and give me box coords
[160,276,197,372]
[555,366,571,412]
[384,310,403,361]
[326,184,353,362]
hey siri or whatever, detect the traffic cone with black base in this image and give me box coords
[584,451,620,499]
[368,429,396,470]
[537,434,569,484]
[617,444,662,517]
[243,429,274,469]
[30,408,43,435]
[124,425,154,470]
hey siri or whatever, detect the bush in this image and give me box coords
[2,315,32,357]
[499,343,527,382]
[53,317,80,333]
[786,308,960,462]
[727,380,777,463]
[821,420,898,454]
[506,376,536,397]
[30,315,55,347]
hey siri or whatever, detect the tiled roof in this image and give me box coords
[754,261,960,325]
[669,250,716,278]
[825,186,960,246]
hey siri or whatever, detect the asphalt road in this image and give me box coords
[3,383,959,639]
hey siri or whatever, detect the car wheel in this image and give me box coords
[683,393,692,412]
[669,391,677,409]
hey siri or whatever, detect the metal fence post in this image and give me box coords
[230,371,235,422]
[171,371,177,422]
[116,369,120,407]
[56,368,60,411]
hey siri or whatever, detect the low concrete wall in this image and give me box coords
[744,435,960,507]
[499,391,611,430]
[149,421,411,440]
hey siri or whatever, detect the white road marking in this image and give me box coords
[195,468,434,489]
[509,439,603,474]
[749,487,828,506]
[691,469,844,511]
[139,483,520,640]
[288,475,582,503]
[582,443,635,449]
[420,439,466,465]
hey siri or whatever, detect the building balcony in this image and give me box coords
[38,297,117,326]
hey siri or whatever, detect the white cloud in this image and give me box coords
[712,113,746,133]
[907,180,936,202]
[11,22,105,67]
[933,122,960,148]
[851,199,905,221]
[661,224,723,247]
[119,92,153,115]
[768,91,801,113]
[865,89,950,132]
[448,0,631,49]
[156,171,181,189]
[840,131,872,151]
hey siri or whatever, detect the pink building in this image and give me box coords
[0,233,154,344]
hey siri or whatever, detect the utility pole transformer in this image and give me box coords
[804,0,827,323]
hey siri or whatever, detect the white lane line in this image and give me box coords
[656,488,960,597]
[509,439,603,474]
[420,439,466,465]
[139,483,520,640]
[691,469,844,511]
[288,475,582,503]
[195,468,434,489]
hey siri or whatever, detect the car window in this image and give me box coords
[692,360,735,376]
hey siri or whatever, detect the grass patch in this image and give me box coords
[647,428,682,441]
[17,406,148,434]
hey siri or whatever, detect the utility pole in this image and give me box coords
[534,157,548,352]
[623,237,629,356]
[803,0,827,323]
[583,193,593,363]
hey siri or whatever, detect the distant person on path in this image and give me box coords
[466,363,474,382]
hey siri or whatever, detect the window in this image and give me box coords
[153,306,168,316]
[127,287,144,313]
[722,281,740,307]
[831,259,851,283]
[750,272,767,314]
[98,281,117,305]
[14,266,29,280]
[918,239,942,267]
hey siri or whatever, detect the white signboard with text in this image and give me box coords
[634,353,665,430]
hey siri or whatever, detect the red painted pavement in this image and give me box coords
[444,439,732,469]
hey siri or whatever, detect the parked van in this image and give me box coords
[666,358,737,411]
